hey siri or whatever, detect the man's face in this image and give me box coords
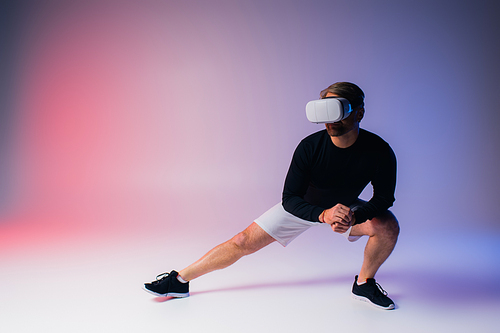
[324,92,363,137]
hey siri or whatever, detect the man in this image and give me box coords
[144,82,399,310]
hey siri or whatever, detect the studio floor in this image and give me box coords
[1,206,499,333]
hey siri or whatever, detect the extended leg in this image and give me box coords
[350,211,399,282]
[178,222,275,281]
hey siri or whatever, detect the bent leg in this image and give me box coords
[178,222,275,281]
[350,211,399,282]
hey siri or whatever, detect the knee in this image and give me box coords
[370,212,399,239]
[230,230,257,255]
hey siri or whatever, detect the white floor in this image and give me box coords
[1,207,499,333]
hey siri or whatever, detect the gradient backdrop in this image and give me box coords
[2,0,499,237]
[1,0,499,330]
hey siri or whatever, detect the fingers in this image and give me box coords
[331,222,350,233]
[324,204,353,226]
[334,207,352,224]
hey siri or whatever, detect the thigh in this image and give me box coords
[349,219,373,237]
[243,222,276,247]
[349,210,397,237]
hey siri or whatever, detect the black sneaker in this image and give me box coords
[144,270,190,298]
[352,275,395,310]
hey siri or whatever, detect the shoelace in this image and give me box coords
[375,282,388,296]
[152,272,170,284]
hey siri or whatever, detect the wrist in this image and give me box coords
[319,210,326,223]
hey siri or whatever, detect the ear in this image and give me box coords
[356,108,365,122]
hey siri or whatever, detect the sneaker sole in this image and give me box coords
[143,287,190,298]
[352,293,395,310]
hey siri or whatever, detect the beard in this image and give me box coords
[325,122,348,137]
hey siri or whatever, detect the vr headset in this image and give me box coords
[305,97,352,123]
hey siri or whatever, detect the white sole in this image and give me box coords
[352,294,395,310]
[143,287,190,298]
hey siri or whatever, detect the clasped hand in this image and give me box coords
[320,204,354,233]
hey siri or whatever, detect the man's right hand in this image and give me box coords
[319,204,353,233]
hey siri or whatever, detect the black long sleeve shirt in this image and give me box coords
[282,129,396,225]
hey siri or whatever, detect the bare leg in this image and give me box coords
[178,222,275,281]
[350,211,399,282]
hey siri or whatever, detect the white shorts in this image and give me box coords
[254,202,362,247]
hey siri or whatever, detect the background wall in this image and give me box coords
[1,0,499,245]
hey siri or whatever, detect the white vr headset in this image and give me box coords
[305,97,352,123]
